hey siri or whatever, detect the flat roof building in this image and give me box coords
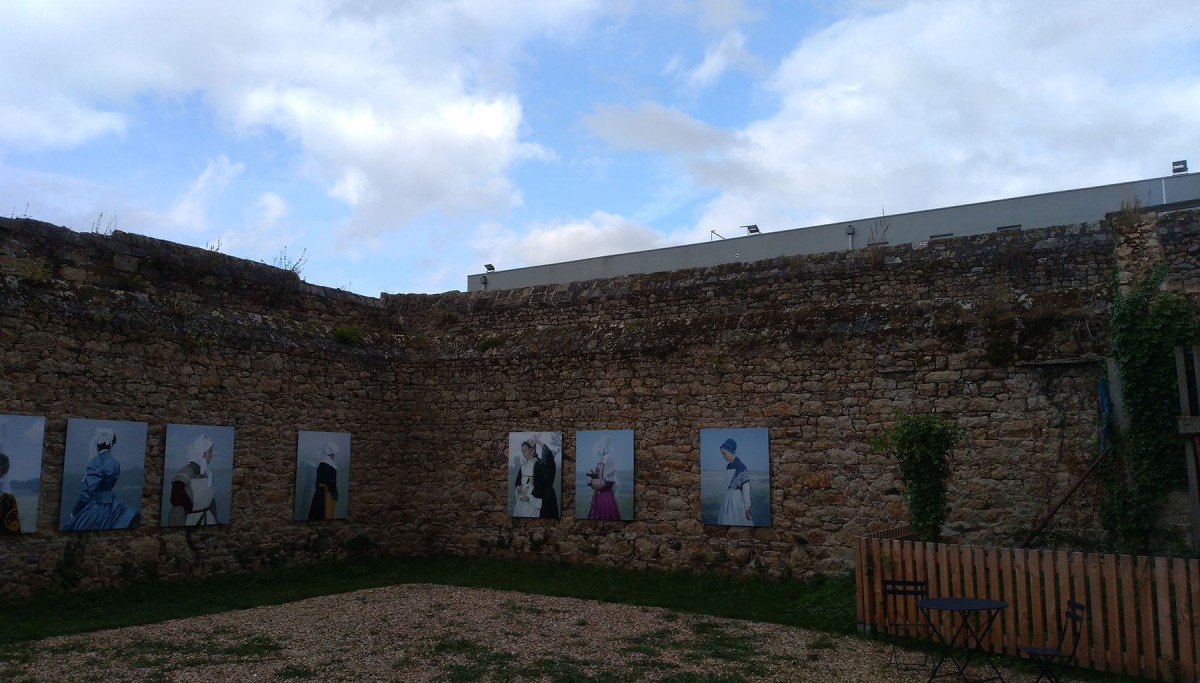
[468,170,1200,291]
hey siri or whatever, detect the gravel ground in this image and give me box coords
[4,584,1023,682]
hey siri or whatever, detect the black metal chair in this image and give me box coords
[1019,599,1086,683]
[880,578,933,672]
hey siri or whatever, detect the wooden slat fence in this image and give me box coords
[856,528,1200,682]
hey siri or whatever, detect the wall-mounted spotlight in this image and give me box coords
[480,275,488,288]
[1173,160,1188,174]
[484,263,495,272]
[742,224,760,235]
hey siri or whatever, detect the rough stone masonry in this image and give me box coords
[1,208,1196,598]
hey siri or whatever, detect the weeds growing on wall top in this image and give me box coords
[89,211,117,235]
[271,247,307,277]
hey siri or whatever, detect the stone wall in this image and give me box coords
[1,210,1195,598]
[0,219,415,597]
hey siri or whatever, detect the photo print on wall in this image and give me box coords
[294,431,351,521]
[0,414,46,534]
[575,429,634,521]
[59,418,148,531]
[699,427,771,527]
[160,423,235,527]
[507,431,561,519]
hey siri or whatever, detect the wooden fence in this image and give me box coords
[856,527,1200,682]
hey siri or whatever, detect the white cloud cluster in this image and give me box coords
[584,0,1200,244]
[0,0,601,240]
[697,0,1200,229]
[583,102,731,153]
[2,0,1197,294]
[473,211,669,270]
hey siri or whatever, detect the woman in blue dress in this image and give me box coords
[62,428,141,530]
[716,438,753,526]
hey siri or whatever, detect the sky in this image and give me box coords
[2,1,1198,296]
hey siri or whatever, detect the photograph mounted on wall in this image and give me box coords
[294,431,351,521]
[575,429,634,521]
[0,414,46,534]
[507,431,561,519]
[160,423,235,527]
[700,427,771,527]
[59,418,148,531]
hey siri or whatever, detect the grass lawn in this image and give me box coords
[0,556,1151,682]
[0,556,856,646]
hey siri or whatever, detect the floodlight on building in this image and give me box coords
[742,224,760,235]
[1173,160,1188,174]
[484,263,495,272]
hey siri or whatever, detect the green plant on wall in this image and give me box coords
[1103,262,1196,552]
[332,324,364,346]
[872,409,963,542]
[17,257,52,286]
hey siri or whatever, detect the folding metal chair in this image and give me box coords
[880,578,933,672]
[1019,599,1086,683]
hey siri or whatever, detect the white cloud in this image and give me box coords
[682,30,759,90]
[161,156,245,233]
[473,211,669,269]
[252,192,289,231]
[584,102,732,153]
[662,1,761,91]
[0,1,602,240]
[695,0,759,31]
[0,163,125,231]
[685,0,1200,231]
[0,101,125,152]
[3,0,1198,297]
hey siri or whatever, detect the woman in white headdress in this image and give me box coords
[167,434,218,526]
[585,438,621,520]
[307,443,339,520]
[62,428,141,530]
[511,439,541,517]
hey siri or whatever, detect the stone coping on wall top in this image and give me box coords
[3,212,1161,315]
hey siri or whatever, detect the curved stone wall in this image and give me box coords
[1,211,1192,598]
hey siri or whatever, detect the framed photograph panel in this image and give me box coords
[699,427,771,527]
[574,429,634,521]
[0,414,46,534]
[294,431,351,521]
[160,423,235,527]
[507,431,561,519]
[59,418,148,531]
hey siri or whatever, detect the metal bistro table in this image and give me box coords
[916,597,1007,683]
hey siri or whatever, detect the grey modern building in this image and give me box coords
[468,168,1200,291]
